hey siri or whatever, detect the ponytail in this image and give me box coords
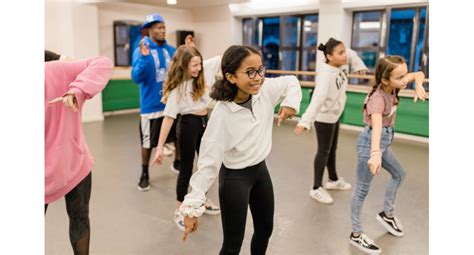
[210,78,238,102]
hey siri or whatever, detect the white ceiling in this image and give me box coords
[82,0,252,9]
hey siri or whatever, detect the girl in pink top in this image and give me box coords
[349,55,426,254]
[45,51,112,254]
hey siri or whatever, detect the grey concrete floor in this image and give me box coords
[45,113,428,255]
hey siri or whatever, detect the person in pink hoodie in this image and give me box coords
[45,51,112,255]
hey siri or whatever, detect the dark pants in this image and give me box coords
[218,161,274,255]
[176,114,207,202]
[45,172,92,254]
[313,120,340,188]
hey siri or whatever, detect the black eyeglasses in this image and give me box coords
[236,66,266,79]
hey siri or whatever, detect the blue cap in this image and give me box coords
[142,13,165,29]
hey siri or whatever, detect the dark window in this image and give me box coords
[351,6,429,89]
[113,21,142,66]
[261,17,280,71]
[242,14,318,80]
[387,9,416,70]
[243,18,259,48]
[351,11,383,72]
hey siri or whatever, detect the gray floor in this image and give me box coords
[45,113,428,255]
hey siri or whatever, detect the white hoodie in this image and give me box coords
[297,48,367,128]
[180,75,302,217]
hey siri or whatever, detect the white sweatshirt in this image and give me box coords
[180,75,302,217]
[297,48,367,128]
[163,56,221,118]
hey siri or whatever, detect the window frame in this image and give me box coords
[242,13,319,73]
[351,5,429,76]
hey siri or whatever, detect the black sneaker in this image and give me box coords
[376,211,404,237]
[170,160,180,174]
[349,232,381,254]
[137,174,150,191]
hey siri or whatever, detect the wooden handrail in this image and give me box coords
[296,76,429,99]
[108,67,429,98]
[266,69,430,83]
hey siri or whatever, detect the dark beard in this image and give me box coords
[153,37,165,45]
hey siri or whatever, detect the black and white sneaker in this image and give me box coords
[376,211,404,237]
[349,232,382,254]
[137,174,150,191]
[170,160,180,175]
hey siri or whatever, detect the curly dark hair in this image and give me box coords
[210,45,262,102]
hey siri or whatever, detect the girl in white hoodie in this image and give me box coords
[295,38,367,204]
[179,45,302,254]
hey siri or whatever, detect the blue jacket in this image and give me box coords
[131,36,176,114]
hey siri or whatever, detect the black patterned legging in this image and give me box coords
[45,172,92,255]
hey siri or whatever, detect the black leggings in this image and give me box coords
[313,120,340,189]
[218,161,274,255]
[176,114,207,202]
[45,172,92,254]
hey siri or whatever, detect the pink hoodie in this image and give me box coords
[45,57,113,204]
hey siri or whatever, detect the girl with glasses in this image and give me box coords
[178,45,302,254]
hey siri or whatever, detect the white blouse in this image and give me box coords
[163,56,222,118]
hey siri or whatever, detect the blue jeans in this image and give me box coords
[351,126,406,233]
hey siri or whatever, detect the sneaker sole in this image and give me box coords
[203,210,221,216]
[349,239,382,254]
[325,186,352,191]
[137,185,151,191]
[309,193,334,204]
[376,214,404,237]
[170,166,179,175]
[174,220,185,231]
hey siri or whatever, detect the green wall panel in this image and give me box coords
[102,80,140,112]
[102,80,428,137]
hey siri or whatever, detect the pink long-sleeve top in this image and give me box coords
[45,57,113,204]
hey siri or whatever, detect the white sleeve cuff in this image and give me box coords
[179,204,206,218]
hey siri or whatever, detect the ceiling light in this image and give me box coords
[167,0,177,5]
[359,21,380,30]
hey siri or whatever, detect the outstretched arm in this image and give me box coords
[346,48,369,74]
[47,56,113,110]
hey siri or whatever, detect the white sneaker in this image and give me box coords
[203,198,220,215]
[309,187,334,204]
[163,144,174,156]
[325,177,352,190]
[174,210,185,231]
[349,232,382,254]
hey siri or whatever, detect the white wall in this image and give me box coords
[45,0,104,123]
[97,2,194,61]
[191,5,239,59]
[316,0,353,69]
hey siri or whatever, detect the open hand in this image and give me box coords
[184,34,195,47]
[139,38,150,56]
[413,84,427,102]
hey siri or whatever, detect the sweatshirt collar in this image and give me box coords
[224,92,262,112]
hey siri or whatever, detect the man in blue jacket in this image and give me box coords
[131,13,180,191]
